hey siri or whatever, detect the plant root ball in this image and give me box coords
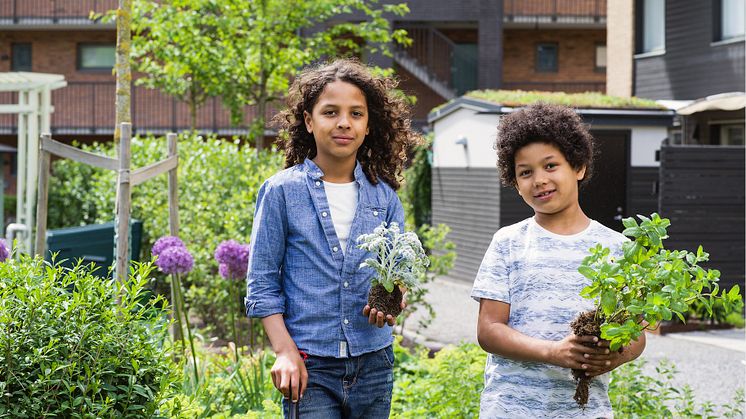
[368,284,403,317]
[570,310,602,407]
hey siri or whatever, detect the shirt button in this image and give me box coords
[315,181,321,186]
[322,211,328,217]
[333,246,339,252]
[344,319,349,325]
[344,281,349,287]
[373,210,379,216]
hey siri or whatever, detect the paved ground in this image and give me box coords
[400,276,746,409]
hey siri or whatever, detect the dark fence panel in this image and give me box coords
[659,145,745,292]
[504,0,606,22]
[0,0,118,23]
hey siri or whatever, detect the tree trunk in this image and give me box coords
[114,0,133,143]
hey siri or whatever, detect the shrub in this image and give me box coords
[391,338,484,418]
[47,134,284,341]
[609,359,745,418]
[0,257,178,417]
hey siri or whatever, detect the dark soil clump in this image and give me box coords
[368,284,403,317]
[569,310,601,407]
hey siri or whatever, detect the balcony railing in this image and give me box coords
[503,0,606,24]
[0,81,279,136]
[0,0,117,24]
[502,81,606,93]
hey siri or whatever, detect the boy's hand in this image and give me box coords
[270,350,308,402]
[549,334,613,373]
[581,339,627,377]
[363,288,407,328]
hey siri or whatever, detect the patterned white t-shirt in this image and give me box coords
[471,217,627,419]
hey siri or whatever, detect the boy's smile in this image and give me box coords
[514,142,586,221]
[304,80,369,178]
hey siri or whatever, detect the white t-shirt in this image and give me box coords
[323,180,359,255]
[471,217,627,419]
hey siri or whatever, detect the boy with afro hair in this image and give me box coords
[471,103,646,418]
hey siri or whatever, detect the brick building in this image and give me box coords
[1,0,607,140]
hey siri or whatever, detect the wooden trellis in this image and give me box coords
[35,123,179,284]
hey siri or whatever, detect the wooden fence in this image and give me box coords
[658,145,745,292]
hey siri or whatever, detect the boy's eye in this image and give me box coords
[352,111,364,117]
[546,163,557,169]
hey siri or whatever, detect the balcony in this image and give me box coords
[0,0,117,26]
[503,0,606,27]
[0,81,278,137]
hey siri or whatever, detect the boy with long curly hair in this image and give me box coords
[472,103,646,418]
[245,59,420,418]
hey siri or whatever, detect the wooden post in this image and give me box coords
[166,132,181,343]
[34,134,52,257]
[115,122,132,286]
[167,133,179,236]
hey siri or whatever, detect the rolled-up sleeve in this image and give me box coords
[245,179,287,318]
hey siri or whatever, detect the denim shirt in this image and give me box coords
[245,158,405,357]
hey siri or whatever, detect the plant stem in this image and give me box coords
[228,276,240,360]
[170,273,186,357]
[174,273,199,385]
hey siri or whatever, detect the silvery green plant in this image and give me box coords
[357,222,430,292]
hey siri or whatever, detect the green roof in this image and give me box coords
[463,89,665,110]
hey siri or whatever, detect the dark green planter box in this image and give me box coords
[46,220,143,276]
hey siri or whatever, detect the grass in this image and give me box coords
[456,89,666,110]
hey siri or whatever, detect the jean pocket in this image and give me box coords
[380,345,395,368]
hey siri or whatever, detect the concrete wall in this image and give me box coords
[606,0,634,96]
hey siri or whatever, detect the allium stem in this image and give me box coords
[173,273,199,385]
[228,276,241,360]
[170,274,186,357]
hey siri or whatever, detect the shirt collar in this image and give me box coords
[303,158,367,185]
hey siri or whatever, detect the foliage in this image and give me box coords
[397,223,456,331]
[400,134,432,229]
[3,194,15,220]
[357,222,429,293]
[686,292,744,326]
[578,213,744,351]
[129,0,410,146]
[0,257,179,417]
[462,89,665,111]
[609,359,745,418]
[168,344,282,418]
[47,133,284,341]
[391,338,484,418]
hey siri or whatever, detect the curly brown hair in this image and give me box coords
[275,59,420,190]
[495,102,595,187]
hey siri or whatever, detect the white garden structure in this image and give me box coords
[0,72,66,253]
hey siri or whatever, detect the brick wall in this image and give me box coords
[394,63,448,123]
[502,29,606,90]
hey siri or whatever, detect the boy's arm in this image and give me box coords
[477,299,617,373]
[262,314,308,403]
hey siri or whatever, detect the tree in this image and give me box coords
[131,0,224,131]
[115,0,132,142]
[131,0,409,147]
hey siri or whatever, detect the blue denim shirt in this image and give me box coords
[245,158,404,357]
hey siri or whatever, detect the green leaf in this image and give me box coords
[578,265,596,279]
[601,291,617,316]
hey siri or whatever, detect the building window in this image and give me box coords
[717,123,745,145]
[78,44,115,70]
[595,44,607,72]
[11,43,32,71]
[636,0,665,54]
[536,43,558,73]
[714,0,745,41]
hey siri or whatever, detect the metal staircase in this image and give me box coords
[394,26,458,100]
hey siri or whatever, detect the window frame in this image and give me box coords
[635,0,666,55]
[594,43,607,73]
[535,42,559,73]
[713,0,745,42]
[77,43,116,71]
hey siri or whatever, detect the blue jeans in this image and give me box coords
[283,346,395,418]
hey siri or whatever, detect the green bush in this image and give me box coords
[609,359,744,418]
[391,338,484,418]
[47,134,284,341]
[0,257,178,417]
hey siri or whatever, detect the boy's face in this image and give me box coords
[513,142,586,218]
[304,80,369,167]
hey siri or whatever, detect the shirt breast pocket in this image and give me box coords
[362,206,388,231]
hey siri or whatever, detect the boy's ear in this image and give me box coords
[303,111,313,134]
[575,165,587,181]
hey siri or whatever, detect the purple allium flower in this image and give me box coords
[0,239,9,262]
[152,236,185,257]
[156,245,194,275]
[214,240,250,279]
